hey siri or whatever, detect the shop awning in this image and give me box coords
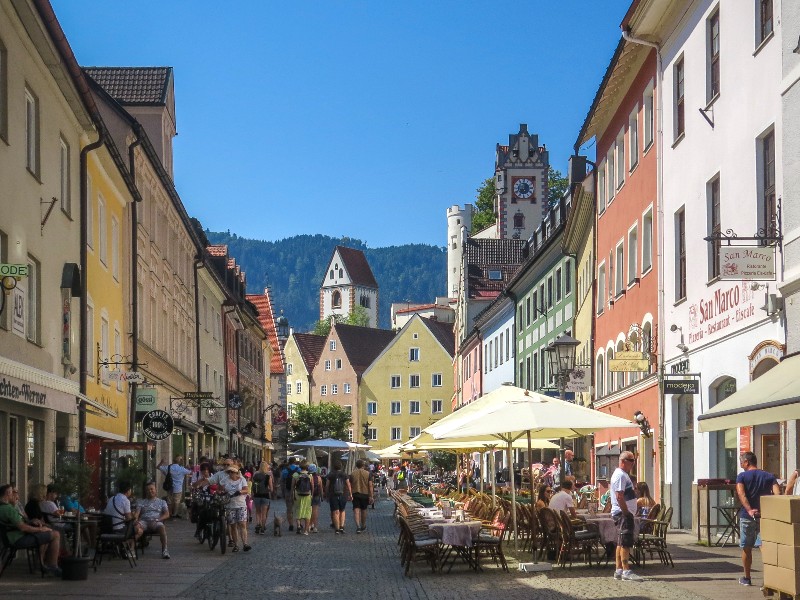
[76,393,117,418]
[0,356,78,414]
[698,353,800,432]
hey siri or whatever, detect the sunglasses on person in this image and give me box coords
[622,457,635,462]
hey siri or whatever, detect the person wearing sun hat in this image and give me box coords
[219,465,251,552]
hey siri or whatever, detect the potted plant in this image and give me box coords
[51,460,93,580]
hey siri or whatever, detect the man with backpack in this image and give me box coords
[158,456,192,519]
[281,457,300,531]
[292,461,314,535]
[325,460,352,534]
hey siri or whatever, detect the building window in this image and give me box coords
[26,256,40,344]
[596,354,605,397]
[616,130,625,188]
[296,381,302,394]
[607,148,616,202]
[676,208,687,301]
[409,427,421,438]
[111,217,119,281]
[98,196,107,265]
[758,0,773,45]
[644,83,654,149]
[761,130,776,240]
[360,294,370,308]
[332,291,341,308]
[335,358,342,369]
[432,373,442,387]
[320,385,327,396]
[674,57,685,139]
[391,401,401,415]
[391,375,400,389]
[347,428,353,442]
[598,161,606,214]
[410,401,420,414]
[287,363,293,375]
[25,87,39,176]
[0,39,7,142]
[391,427,401,441]
[344,383,351,394]
[708,8,720,102]
[100,316,109,385]
[597,263,606,314]
[432,400,443,414]
[87,302,94,375]
[367,401,377,416]
[628,226,638,285]
[114,328,122,391]
[555,268,562,302]
[410,374,420,388]
[331,384,338,395]
[629,107,639,170]
[565,261,572,295]
[86,176,94,249]
[287,383,292,395]
[59,137,71,215]
[547,276,553,308]
[642,208,653,273]
[708,177,721,279]
[367,428,377,441]
[325,359,331,371]
[615,243,624,296]
[505,327,511,361]
[409,348,419,362]
[329,340,336,351]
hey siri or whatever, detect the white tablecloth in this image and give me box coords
[429,520,482,547]
[585,514,641,545]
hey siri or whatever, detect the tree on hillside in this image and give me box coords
[289,402,352,442]
[547,166,570,207]
[471,177,496,234]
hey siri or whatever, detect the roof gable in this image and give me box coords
[334,323,395,372]
[292,333,326,372]
[246,291,283,374]
[325,246,378,289]
[84,67,172,105]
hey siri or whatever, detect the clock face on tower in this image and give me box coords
[513,177,534,200]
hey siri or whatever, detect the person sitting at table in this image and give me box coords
[24,484,48,522]
[549,479,578,518]
[0,483,63,576]
[535,484,552,510]
[137,481,171,559]
[103,480,143,554]
[61,492,87,514]
[635,481,656,516]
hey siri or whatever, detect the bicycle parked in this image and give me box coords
[190,489,229,554]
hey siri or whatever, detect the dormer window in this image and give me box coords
[488,270,502,281]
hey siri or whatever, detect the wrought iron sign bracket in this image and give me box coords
[703,198,784,248]
[170,393,224,417]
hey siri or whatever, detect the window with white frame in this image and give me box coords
[674,56,685,139]
[432,399,443,414]
[344,383,351,394]
[100,316,109,384]
[642,208,653,273]
[597,263,606,314]
[287,363,293,375]
[111,217,119,281]
[325,359,331,371]
[320,385,327,396]
[343,405,352,416]
[391,427,401,441]
[409,348,420,361]
[597,161,606,213]
[87,176,94,249]
[60,137,71,215]
[391,401,401,415]
[565,261,572,295]
[330,340,336,351]
[331,384,338,395]
[26,256,40,344]
[98,196,107,265]
[25,87,38,176]
[115,328,122,391]
[367,401,377,415]
[616,130,625,187]
[287,382,292,395]
[296,381,302,395]
[335,358,342,369]
[596,354,605,397]
[627,226,638,285]
[432,373,442,387]
[390,375,400,389]
[708,8,720,102]
[758,0,773,46]
[367,428,377,441]
[410,374,420,388]
[629,107,639,170]
[410,401,420,414]
[643,83,654,149]
[615,243,624,296]
[409,427,421,438]
[607,148,616,202]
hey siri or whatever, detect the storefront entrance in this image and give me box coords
[676,394,694,530]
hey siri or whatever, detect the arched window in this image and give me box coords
[332,290,342,308]
[596,354,605,398]
[642,322,652,374]
[606,347,614,393]
[513,213,525,229]
[616,340,626,389]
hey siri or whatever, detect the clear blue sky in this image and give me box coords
[53,1,630,248]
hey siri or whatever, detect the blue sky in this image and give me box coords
[53,1,630,248]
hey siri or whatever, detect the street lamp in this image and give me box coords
[545,334,580,487]
[633,411,652,438]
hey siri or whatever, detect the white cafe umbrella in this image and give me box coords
[434,386,638,551]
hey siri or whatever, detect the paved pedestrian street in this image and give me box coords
[0,499,772,600]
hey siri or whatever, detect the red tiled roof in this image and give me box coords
[335,246,378,288]
[246,291,284,374]
[84,67,172,105]
[207,245,227,257]
[397,303,437,314]
[293,333,326,371]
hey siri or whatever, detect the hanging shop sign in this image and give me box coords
[185,391,214,400]
[0,263,29,278]
[565,367,590,393]
[108,370,145,384]
[608,358,651,373]
[719,245,776,281]
[142,409,174,440]
[664,379,700,395]
[228,393,243,409]
[135,388,158,412]
[272,408,288,425]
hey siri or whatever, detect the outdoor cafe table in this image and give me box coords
[580,512,641,545]
[426,518,483,571]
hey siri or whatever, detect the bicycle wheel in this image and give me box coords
[209,517,219,551]
[219,514,227,555]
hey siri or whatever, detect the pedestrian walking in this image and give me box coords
[350,459,373,533]
[610,451,643,581]
[282,457,300,531]
[158,456,192,519]
[292,461,313,535]
[221,465,251,552]
[251,461,273,535]
[308,464,324,533]
[736,451,779,586]
[326,460,352,534]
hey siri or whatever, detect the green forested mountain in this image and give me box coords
[205,232,447,332]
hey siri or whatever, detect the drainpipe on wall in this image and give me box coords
[79,134,105,463]
[621,28,665,506]
[193,258,203,393]
[127,134,142,442]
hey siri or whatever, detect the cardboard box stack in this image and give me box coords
[761,496,800,595]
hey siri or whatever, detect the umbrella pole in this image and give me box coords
[508,440,518,551]
[480,452,485,494]
[491,449,497,507]
[527,431,534,499]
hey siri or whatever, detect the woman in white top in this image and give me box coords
[221,466,250,552]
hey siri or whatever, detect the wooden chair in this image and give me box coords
[398,517,441,575]
[92,516,137,569]
[0,526,44,578]
[538,508,563,562]
[475,510,512,571]
[556,511,602,568]
[636,506,674,567]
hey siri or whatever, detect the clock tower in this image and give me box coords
[493,124,549,240]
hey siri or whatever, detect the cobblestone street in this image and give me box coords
[0,497,772,600]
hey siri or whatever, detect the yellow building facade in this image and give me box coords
[360,315,454,449]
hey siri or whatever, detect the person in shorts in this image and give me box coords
[325,460,352,534]
[0,484,62,576]
[221,465,251,552]
[251,461,273,535]
[736,451,779,586]
[610,451,642,581]
[349,459,373,533]
[308,464,324,533]
[137,481,171,558]
[281,457,300,531]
